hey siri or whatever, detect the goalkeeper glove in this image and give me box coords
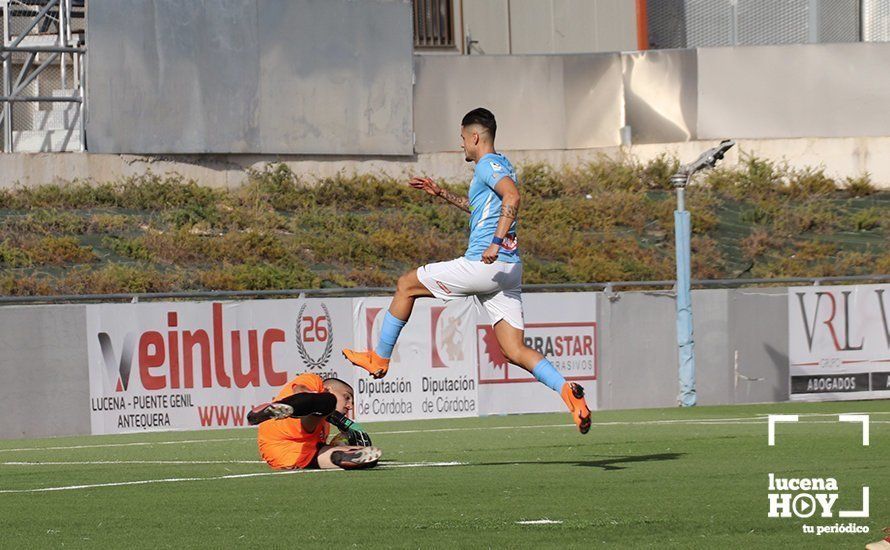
[328,410,372,447]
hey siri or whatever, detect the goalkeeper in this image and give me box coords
[248,373,379,470]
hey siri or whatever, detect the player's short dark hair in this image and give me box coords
[461,107,496,139]
[323,377,353,393]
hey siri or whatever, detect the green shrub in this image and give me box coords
[0,154,886,295]
[519,163,564,198]
[844,174,876,197]
[25,236,97,265]
[103,236,154,262]
[3,209,88,235]
[116,173,223,210]
[850,207,882,231]
[196,263,320,291]
[0,239,32,267]
[89,213,132,233]
[637,153,680,190]
[787,167,837,198]
[59,264,179,294]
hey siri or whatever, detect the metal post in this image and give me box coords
[670,140,735,407]
[635,0,648,50]
[2,0,11,152]
[729,0,739,45]
[808,0,820,43]
[60,0,67,89]
[671,172,695,407]
[79,37,85,150]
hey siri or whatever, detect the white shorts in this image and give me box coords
[417,257,524,329]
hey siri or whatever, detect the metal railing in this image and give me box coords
[646,0,862,50]
[1,274,888,306]
[1,0,85,152]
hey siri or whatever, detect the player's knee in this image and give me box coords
[396,271,420,295]
[499,342,521,364]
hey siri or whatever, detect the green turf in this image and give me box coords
[0,401,887,549]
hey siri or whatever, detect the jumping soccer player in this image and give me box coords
[343,107,591,434]
[249,374,380,469]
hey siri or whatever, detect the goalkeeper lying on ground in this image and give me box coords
[247,373,380,470]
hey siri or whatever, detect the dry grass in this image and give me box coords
[0,157,887,295]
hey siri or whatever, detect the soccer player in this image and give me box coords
[343,107,591,434]
[249,373,381,470]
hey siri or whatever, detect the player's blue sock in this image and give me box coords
[375,311,406,359]
[532,358,565,393]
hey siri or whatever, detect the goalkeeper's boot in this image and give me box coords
[561,382,591,434]
[342,348,390,379]
[331,446,383,469]
[246,402,294,425]
[866,528,890,550]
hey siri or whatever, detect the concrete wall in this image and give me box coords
[0,287,796,439]
[415,43,890,152]
[597,290,679,409]
[697,43,890,140]
[87,0,414,155]
[459,0,638,55]
[595,287,789,410]
[0,305,90,439]
[413,54,624,153]
[3,135,890,190]
[727,287,789,404]
[80,30,890,161]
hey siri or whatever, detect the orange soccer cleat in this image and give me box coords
[342,349,390,379]
[561,382,591,434]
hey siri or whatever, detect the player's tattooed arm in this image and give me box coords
[437,187,471,213]
[482,177,521,264]
[500,203,519,220]
[408,176,470,214]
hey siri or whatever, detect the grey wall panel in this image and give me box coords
[462,0,510,55]
[508,0,637,54]
[255,0,413,155]
[563,54,624,149]
[414,55,567,153]
[597,291,680,409]
[596,288,788,410]
[0,306,89,439]
[87,0,261,154]
[623,48,697,144]
[698,43,890,139]
[692,290,732,405]
[87,0,413,155]
[414,54,623,154]
[728,288,789,403]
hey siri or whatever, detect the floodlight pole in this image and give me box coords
[671,140,735,407]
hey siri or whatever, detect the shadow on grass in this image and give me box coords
[474,452,685,471]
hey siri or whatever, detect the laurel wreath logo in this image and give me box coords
[295,302,334,370]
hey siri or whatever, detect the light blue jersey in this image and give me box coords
[465,153,520,263]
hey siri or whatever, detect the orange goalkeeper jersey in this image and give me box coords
[257,373,331,469]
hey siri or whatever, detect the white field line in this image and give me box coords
[0,437,248,454]
[2,460,266,466]
[516,519,563,525]
[1,413,887,454]
[0,459,447,467]
[0,461,467,494]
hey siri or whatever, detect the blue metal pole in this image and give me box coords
[671,140,734,407]
[675,202,696,407]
